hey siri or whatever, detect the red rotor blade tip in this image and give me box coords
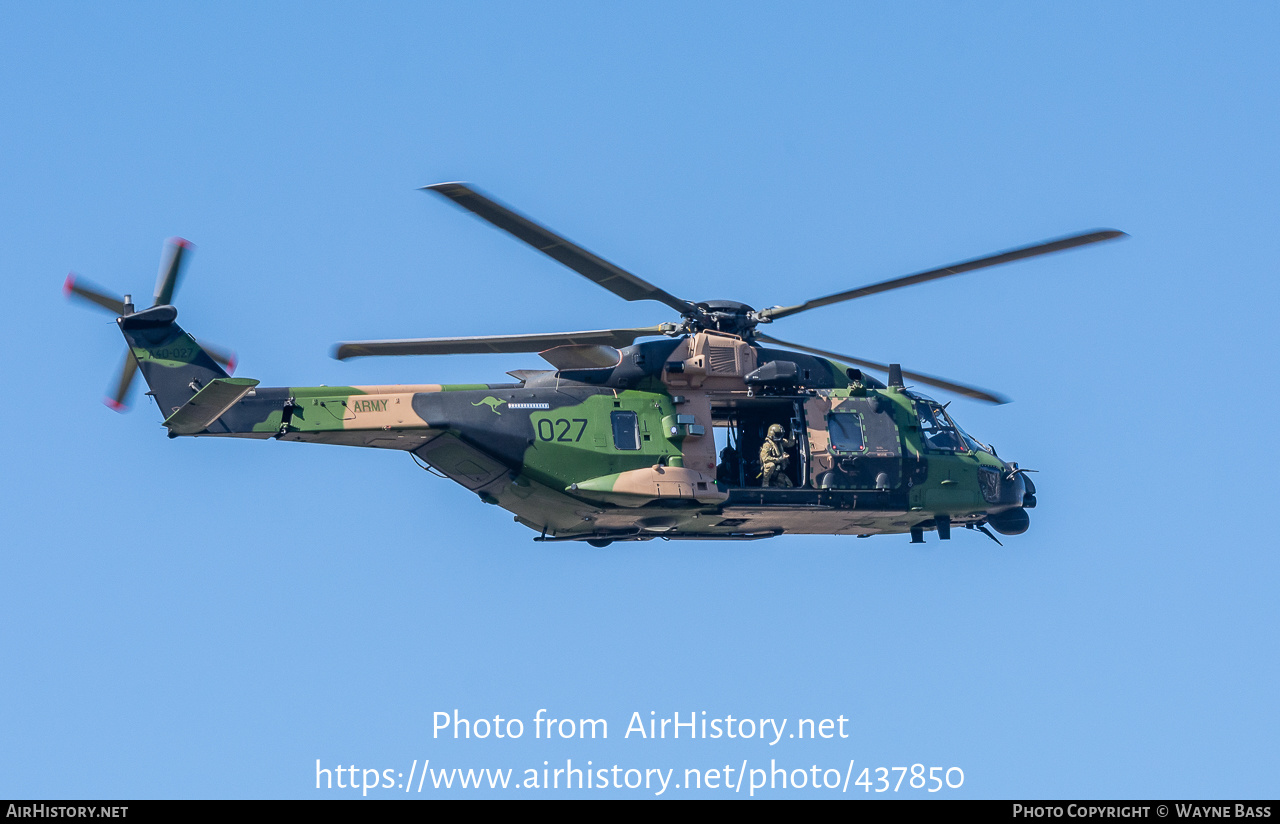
[103,397,128,412]
[62,273,76,297]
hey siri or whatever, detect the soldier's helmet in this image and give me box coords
[767,424,785,439]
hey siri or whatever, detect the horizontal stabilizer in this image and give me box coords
[162,377,260,435]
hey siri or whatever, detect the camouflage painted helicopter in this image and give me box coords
[67,184,1123,546]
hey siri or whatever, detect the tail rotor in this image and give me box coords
[64,238,235,410]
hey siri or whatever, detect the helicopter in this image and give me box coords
[66,183,1123,546]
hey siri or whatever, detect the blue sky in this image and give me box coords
[2,2,1277,798]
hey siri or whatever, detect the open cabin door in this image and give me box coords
[713,398,806,488]
[804,395,904,490]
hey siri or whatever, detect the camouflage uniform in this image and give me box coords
[759,424,796,488]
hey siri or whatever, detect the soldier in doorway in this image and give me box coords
[759,423,796,488]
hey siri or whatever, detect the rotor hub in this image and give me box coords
[689,300,758,336]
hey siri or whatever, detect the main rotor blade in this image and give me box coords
[424,183,695,315]
[333,326,670,360]
[104,350,139,411]
[760,229,1125,321]
[755,332,1010,404]
[153,237,193,307]
[63,274,126,315]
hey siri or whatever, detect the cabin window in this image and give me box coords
[826,411,866,454]
[611,411,640,450]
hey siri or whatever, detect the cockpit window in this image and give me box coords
[826,411,866,454]
[915,400,967,452]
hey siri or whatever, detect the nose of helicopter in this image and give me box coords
[986,468,1035,535]
[1021,472,1037,509]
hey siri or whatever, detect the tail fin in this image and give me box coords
[117,305,229,417]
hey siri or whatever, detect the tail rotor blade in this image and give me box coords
[64,274,126,316]
[197,340,237,374]
[103,350,139,412]
[153,237,193,307]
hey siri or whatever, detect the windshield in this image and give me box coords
[955,423,990,454]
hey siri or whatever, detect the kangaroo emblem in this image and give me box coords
[472,396,505,415]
